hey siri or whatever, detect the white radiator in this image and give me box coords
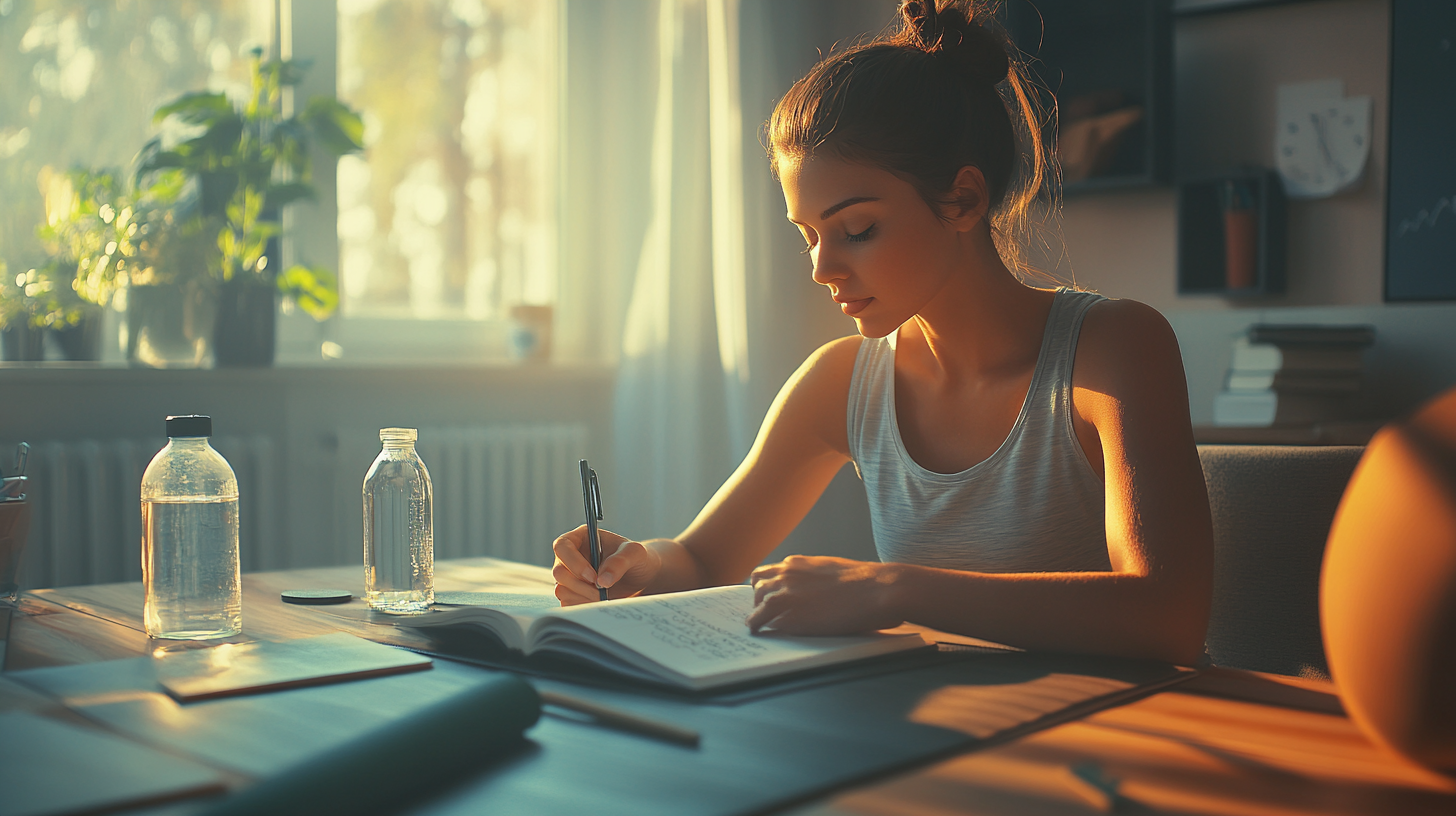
[18,424,586,590]
[414,424,588,567]
[19,436,279,589]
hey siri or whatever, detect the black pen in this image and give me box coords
[579,459,607,601]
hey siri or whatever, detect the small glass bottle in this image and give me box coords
[363,428,434,614]
[141,415,242,639]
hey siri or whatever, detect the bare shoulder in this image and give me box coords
[766,335,865,457]
[1074,297,1185,395]
[804,334,865,380]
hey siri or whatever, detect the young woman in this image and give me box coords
[554,0,1214,665]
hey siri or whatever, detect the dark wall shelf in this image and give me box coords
[1178,169,1287,296]
[1172,0,1319,18]
[1003,0,1173,194]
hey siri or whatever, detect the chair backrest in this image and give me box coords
[1198,444,1364,678]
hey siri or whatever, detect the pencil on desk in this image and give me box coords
[539,690,701,748]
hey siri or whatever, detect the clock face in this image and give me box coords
[1276,93,1372,199]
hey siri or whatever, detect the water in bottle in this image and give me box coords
[363,427,434,614]
[141,415,242,639]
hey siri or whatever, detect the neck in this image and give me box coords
[901,226,1052,384]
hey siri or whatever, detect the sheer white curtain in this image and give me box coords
[610,0,740,540]
[560,0,893,545]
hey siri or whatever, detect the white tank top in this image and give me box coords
[846,288,1110,573]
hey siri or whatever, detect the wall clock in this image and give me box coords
[1275,79,1372,199]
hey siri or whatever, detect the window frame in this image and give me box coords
[275,0,565,366]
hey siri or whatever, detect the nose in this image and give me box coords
[809,247,847,288]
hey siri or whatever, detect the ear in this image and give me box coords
[940,165,990,231]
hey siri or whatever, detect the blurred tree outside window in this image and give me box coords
[0,0,271,285]
[336,0,559,321]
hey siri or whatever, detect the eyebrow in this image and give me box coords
[819,196,880,220]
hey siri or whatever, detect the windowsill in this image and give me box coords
[0,360,614,385]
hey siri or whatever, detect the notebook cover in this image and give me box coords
[157,632,432,702]
[0,710,225,816]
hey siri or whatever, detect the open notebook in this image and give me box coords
[401,584,929,691]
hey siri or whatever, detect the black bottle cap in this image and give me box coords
[165,415,212,438]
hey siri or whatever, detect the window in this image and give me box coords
[0,0,270,275]
[3,0,562,364]
[335,0,559,322]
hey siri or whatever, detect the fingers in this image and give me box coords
[747,588,792,634]
[749,562,781,586]
[596,539,648,589]
[552,526,652,605]
[552,525,597,583]
[551,560,598,602]
[553,525,602,605]
[554,580,599,606]
[752,572,782,607]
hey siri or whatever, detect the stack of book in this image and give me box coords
[1213,324,1375,427]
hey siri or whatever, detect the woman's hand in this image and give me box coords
[747,555,905,635]
[551,525,662,605]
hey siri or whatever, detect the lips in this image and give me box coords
[837,297,873,316]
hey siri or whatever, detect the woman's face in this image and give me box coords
[779,155,968,339]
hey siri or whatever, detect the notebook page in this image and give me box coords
[537,585,925,686]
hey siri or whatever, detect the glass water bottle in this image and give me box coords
[141,415,242,639]
[363,428,434,614]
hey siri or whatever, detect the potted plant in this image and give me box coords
[1,168,124,362]
[0,259,46,362]
[33,168,140,361]
[137,49,360,367]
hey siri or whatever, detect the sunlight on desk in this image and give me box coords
[794,689,1456,816]
[910,674,1134,739]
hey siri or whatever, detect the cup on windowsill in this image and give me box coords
[0,499,33,606]
[508,304,553,364]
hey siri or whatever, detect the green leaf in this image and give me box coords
[264,182,316,212]
[153,92,233,125]
[300,97,365,155]
[138,149,187,172]
[134,137,170,186]
[224,189,264,232]
[197,171,239,219]
[178,115,245,161]
[262,58,314,86]
[271,120,312,176]
[276,264,339,321]
[217,229,240,279]
[139,168,189,203]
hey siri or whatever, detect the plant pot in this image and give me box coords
[1,323,45,361]
[50,309,104,361]
[213,279,276,367]
[125,281,216,368]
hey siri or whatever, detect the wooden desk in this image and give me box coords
[5,561,1454,816]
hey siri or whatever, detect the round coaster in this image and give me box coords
[281,589,354,605]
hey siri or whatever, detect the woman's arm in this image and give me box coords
[748,300,1215,665]
[552,336,860,603]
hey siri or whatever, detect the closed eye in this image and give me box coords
[846,224,874,242]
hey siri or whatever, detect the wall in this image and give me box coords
[1058,0,1456,423]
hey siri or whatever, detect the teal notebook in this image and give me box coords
[0,710,225,816]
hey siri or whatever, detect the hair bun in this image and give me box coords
[899,0,1010,88]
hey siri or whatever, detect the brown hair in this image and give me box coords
[768,0,1058,281]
